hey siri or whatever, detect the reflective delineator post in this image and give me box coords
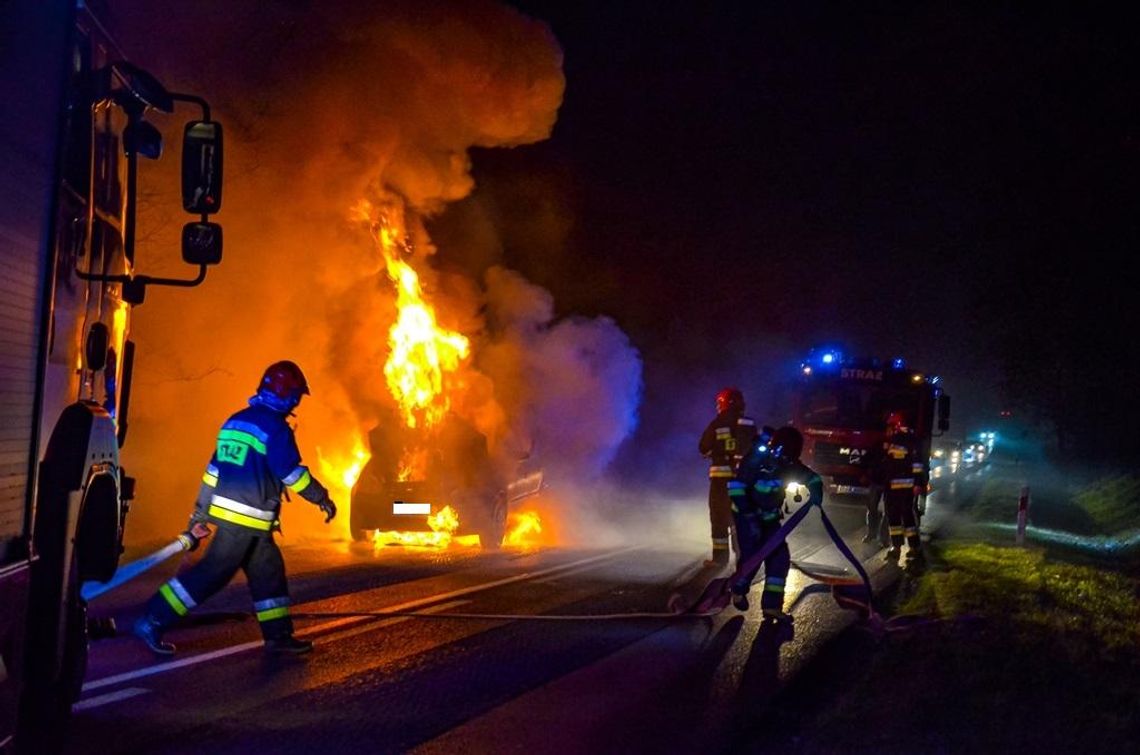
[1015,485,1030,545]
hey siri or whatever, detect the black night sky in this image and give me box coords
[428,1,1140,474]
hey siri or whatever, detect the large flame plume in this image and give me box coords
[114,0,643,552]
[351,199,470,431]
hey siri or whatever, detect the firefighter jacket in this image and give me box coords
[729,443,824,524]
[867,430,927,494]
[193,397,331,535]
[699,409,758,479]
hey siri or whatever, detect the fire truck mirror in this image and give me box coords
[938,394,951,432]
[84,323,109,371]
[182,120,224,214]
[182,221,223,266]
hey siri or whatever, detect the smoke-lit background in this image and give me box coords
[105,0,1140,545]
[108,0,650,545]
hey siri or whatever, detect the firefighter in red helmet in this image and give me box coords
[698,387,758,567]
[866,411,925,562]
[133,361,337,655]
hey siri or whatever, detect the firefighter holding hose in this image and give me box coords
[133,361,338,655]
[727,425,823,621]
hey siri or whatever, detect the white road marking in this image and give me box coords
[72,686,149,711]
[82,547,641,694]
[317,600,470,644]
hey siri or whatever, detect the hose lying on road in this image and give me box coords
[288,609,719,621]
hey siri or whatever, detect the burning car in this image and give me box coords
[349,413,545,547]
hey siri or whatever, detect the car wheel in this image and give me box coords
[349,500,371,542]
[477,492,508,549]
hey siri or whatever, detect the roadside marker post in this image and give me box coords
[1015,485,1030,545]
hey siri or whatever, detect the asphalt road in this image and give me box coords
[65,472,985,755]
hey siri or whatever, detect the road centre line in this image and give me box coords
[72,686,149,711]
[316,600,470,644]
[82,546,642,694]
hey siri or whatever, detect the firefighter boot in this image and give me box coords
[731,591,750,612]
[264,635,313,655]
[704,546,731,568]
[906,537,925,565]
[762,608,793,624]
[133,615,175,656]
[862,510,881,544]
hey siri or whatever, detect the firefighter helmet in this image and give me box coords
[885,411,908,432]
[771,425,803,462]
[259,360,311,402]
[715,387,745,414]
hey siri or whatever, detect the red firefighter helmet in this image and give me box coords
[885,411,908,432]
[715,387,745,414]
[259,360,311,402]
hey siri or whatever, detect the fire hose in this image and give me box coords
[81,528,204,602]
[290,500,889,626]
[80,510,928,631]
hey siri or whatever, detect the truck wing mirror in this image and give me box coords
[938,394,951,432]
[182,120,223,214]
[182,222,223,265]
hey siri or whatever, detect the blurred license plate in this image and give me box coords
[393,502,431,515]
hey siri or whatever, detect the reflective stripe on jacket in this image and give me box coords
[195,400,329,533]
[700,411,759,478]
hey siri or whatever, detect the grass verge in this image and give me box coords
[738,541,1140,754]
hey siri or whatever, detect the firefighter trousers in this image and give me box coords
[730,513,790,611]
[884,490,921,549]
[145,525,294,640]
[707,478,735,561]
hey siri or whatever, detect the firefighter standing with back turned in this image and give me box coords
[699,387,758,567]
[133,361,338,655]
[867,411,926,562]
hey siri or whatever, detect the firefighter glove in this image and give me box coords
[178,522,212,552]
[318,498,337,524]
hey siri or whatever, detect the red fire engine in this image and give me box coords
[788,347,951,512]
[1,1,223,748]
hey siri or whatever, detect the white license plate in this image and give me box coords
[393,502,431,515]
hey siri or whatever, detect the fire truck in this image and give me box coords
[788,347,951,513]
[1,1,223,748]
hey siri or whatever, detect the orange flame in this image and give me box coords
[353,199,469,431]
[316,432,371,537]
[503,510,543,547]
[371,505,479,549]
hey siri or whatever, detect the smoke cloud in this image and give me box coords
[109,0,642,544]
